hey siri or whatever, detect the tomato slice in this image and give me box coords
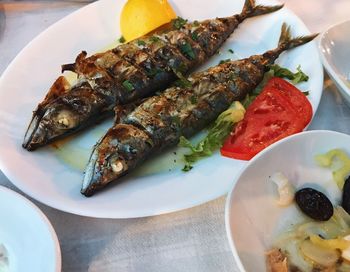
[220,77,313,160]
[264,77,313,126]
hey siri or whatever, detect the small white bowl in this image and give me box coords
[225,130,350,272]
[0,186,61,272]
[319,20,350,105]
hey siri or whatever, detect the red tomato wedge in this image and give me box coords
[220,77,313,160]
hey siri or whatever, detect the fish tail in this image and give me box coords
[278,22,318,50]
[241,0,284,18]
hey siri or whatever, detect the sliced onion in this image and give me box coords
[297,220,346,240]
[300,239,340,268]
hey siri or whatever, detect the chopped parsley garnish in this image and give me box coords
[179,42,195,60]
[150,36,161,43]
[118,36,126,43]
[219,59,231,65]
[190,95,198,104]
[122,80,134,91]
[303,91,310,96]
[269,64,309,84]
[174,78,192,88]
[137,40,146,46]
[191,31,199,41]
[173,16,188,29]
[171,115,181,126]
[228,49,234,54]
[182,164,193,172]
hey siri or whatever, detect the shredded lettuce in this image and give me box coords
[315,149,350,189]
[179,101,245,171]
[270,64,309,84]
[243,64,309,108]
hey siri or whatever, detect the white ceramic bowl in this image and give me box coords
[225,130,350,272]
[0,186,61,272]
[319,20,350,105]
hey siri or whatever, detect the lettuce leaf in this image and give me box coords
[179,102,245,171]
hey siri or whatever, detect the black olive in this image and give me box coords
[295,188,333,221]
[342,176,350,214]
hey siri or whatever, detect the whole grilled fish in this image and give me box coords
[81,24,318,196]
[22,0,283,150]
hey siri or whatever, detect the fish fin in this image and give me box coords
[242,0,284,18]
[278,22,318,50]
[39,76,71,108]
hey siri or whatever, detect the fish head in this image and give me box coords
[23,103,81,150]
[81,124,153,196]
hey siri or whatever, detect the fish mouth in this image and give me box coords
[81,145,128,197]
[23,105,81,150]
[22,112,47,151]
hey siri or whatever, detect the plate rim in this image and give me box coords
[0,185,61,272]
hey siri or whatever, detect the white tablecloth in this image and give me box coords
[0,1,349,271]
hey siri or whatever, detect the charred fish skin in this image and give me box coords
[81,24,318,196]
[22,0,283,151]
[81,58,265,196]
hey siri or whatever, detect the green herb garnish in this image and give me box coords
[173,68,192,88]
[174,78,192,88]
[179,42,195,60]
[182,164,193,172]
[150,36,161,43]
[303,91,310,96]
[219,59,231,65]
[191,31,199,41]
[243,64,310,108]
[137,40,146,46]
[179,102,245,170]
[118,36,126,43]
[190,95,198,104]
[122,80,134,91]
[171,115,181,126]
[228,49,234,54]
[173,16,188,29]
[269,64,309,84]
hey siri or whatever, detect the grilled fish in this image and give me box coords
[81,23,318,196]
[22,0,283,150]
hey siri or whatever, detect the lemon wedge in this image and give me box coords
[120,0,177,42]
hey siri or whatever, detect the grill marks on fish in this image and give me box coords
[23,0,284,150]
[81,24,318,196]
[81,56,266,196]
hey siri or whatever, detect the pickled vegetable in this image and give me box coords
[300,239,340,268]
[310,235,350,250]
[295,188,333,221]
[315,149,350,189]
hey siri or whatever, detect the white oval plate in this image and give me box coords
[0,0,323,218]
[0,186,61,271]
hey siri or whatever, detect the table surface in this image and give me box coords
[0,0,349,271]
